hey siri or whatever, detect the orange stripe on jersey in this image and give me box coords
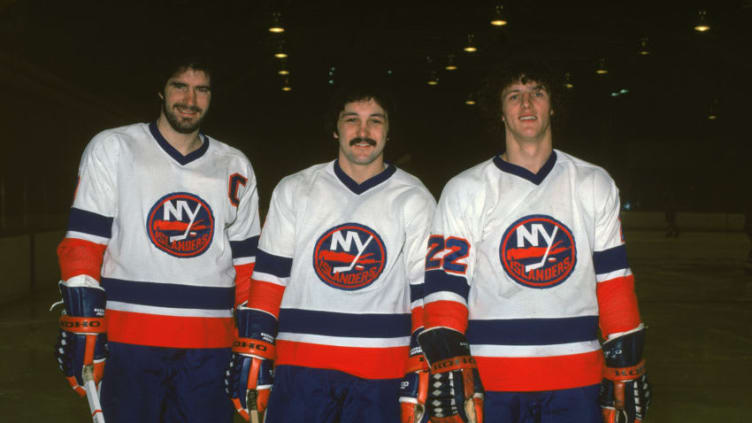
[247,280,285,318]
[475,350,604,391]
[106,309,234,348]
[596,275,641,337]
[276,340,409,380]
[57,238,106,281]
[234,263,255,307]
[424,300,468,333]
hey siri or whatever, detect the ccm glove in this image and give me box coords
[399,330,430,423]
[53,275,107,397]
[419,328,484,423]
[600,326,651,423]
[225,303,275,422]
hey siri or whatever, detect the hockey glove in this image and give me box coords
[225,303,275,422]
[53,275,107,397]
[399,330,430,423]
[418,328,484,423]
[600,326,651,423]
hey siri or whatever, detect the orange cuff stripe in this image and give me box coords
[405,353,429,373]
[424,300,468,333]
[234,262,255,307]
[247,280,285,318]
[430,355,476,373]
[597,275,641,337]
[57,238,106,281]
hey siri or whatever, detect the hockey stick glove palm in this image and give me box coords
[600,326,651,423]
[53,276,107,397]
[225,304,275,422]
[419,328,484,423]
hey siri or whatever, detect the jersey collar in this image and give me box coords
[149,122,209,165]
[493,150,557,185]
[333,159,397,195]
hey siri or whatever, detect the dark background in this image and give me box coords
[1,0,750,232]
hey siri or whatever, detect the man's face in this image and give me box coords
[160,68,211,134]
[334,98,389,167]
[500,80,553,143]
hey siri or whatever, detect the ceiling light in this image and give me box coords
[595,58,608,75]
[445,54,458,71]
[269,12,285,33]
[463,33,477,53]
[694,10,710,32]
[490,4,508,27]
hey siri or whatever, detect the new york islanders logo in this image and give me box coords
[313,223,386,290]
[147,192,214,258]
[499,215,576,288]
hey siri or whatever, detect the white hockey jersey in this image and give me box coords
[247,160,436,379]
[424,150,640,391]
[64,122,260,348]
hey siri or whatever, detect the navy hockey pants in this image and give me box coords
[483,384,601,423]
[99,342,233,423]
[264,365,401,423]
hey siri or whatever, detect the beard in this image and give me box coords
[162,101,206,134]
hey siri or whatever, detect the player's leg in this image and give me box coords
[483,391,526,423]
[538,385,601,423]
[166,347,234,423]
[99,342,169,423]
[264,365,344,423]
[339,374,401,423]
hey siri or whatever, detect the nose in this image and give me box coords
[183,88,196,105]
[521,93,533,109]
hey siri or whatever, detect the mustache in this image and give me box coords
[349,137,377,146]
[174,104,202,113]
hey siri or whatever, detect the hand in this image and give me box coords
[53,277,107,397]
[419,328,484,423]
[399,355,429,423]
[225,346,274,422]
[600,326,651,423]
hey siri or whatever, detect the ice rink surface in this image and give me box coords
[1,230,750,422]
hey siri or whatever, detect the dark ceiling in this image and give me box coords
[1,0,751,213]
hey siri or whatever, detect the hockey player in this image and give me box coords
[53,54,261,422]
[419,60,651,423]
[225,82,436,422]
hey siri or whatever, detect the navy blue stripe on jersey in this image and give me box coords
[230,236,259,259]
[593,244,629,275]
[334,159,397,195]
[149,122,209,165]
[466,316,598,346]
[409,283,424,302]
[102,277,234,310]
[493,151,557,185]
[255,249,293,278]
[68,207,113,238]
[278,309,411,338]
[424,269,470,300]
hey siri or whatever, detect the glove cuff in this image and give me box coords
[405,353,429,373]
[59,314,106,334]
[232,337,275,359]
[604,358,646,382]
[430,354,477,373]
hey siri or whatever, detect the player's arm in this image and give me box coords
[226,164,262,307]
[399,190,436,423]
[419,180,483,423]
[593,176,650,423]
[54,134,117,398]
[226,178,296,421]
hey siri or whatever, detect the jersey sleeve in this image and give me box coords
[423,177,477,334]
[59,132,119,283]
[402,188,437,348]
[246,176,298,328]
[592,172,641,337]
[227,160,262,307]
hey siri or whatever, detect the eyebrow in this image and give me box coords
[340,112,386,119]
